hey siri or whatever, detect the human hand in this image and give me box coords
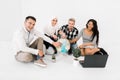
[52,42,61,47]
[61,33,66,39]
[59,30,64,35]
[38,50,44,57]
[52,35,58,40]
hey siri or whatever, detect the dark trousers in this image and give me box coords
[45,34,58,42]
[43,40,57,54]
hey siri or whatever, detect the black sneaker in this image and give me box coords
[52,54,56,63]
[68,52,73,55]
[68,50,73,55]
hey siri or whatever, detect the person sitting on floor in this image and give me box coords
[77,19,100,55]
[13,16,61,67]
[44,17,59,42]
[58,18,79,55]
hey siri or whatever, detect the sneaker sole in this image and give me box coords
[34,62,47,68]
[52,59,56,63]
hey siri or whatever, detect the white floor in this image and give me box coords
[0,41,120,80]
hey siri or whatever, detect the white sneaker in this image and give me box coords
[34,59,47,67]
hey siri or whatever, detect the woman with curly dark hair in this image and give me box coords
[78,19,100,55]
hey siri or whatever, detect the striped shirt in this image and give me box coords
[60,25,79,40]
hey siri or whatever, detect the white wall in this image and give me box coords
[22,0,120,48]
[0,0,120,48]
[0,0,22,41]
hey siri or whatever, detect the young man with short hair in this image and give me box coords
[58,18,79,55]
[13,16,60,67]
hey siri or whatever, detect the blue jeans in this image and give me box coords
[32,54,44,61]
[68,43,77,54]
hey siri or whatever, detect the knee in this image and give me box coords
[79,45,84,49]
[38,37,43,41]
[15,52,34,63]
[85,49,93,55]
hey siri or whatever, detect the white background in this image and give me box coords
[0,0,120,80]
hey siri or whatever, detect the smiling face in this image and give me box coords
[51,18,58,26]
[68,18,75,30]
[24,18,36,31]
[68,20,75,29]
[87,21,94,31]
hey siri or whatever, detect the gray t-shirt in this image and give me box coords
[78,28,97,47]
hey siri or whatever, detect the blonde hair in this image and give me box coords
[69,18,75,23]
